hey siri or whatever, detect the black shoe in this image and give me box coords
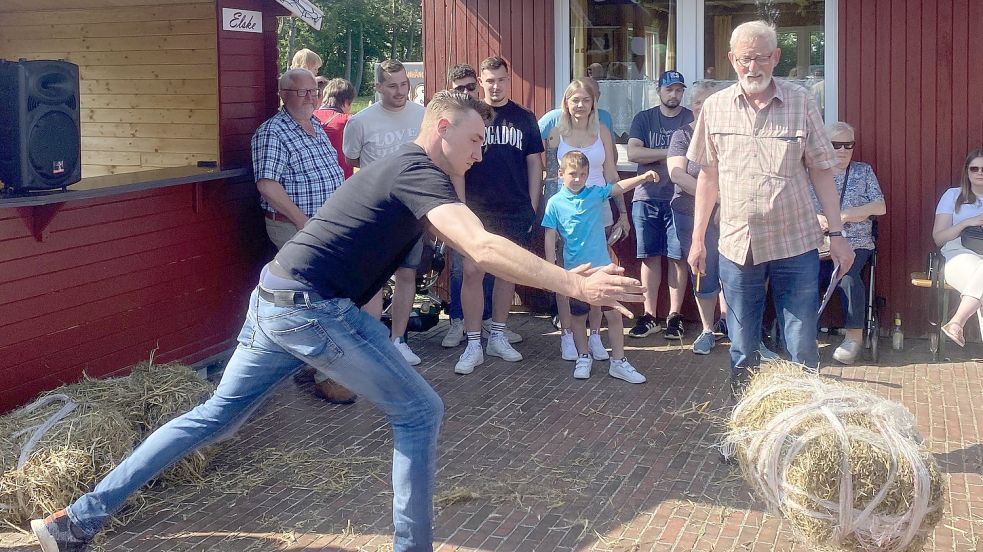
[32,510,91,552]
[628,313,660,338]
[663,312,684,340]
[712,318,728,339]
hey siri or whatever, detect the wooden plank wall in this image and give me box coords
[839,0,983,335]
[422,0,554,115]
[0,2,220,183]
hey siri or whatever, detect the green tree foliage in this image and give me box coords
[277,0,422,95]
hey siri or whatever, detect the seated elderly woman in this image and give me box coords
[932,148,983,347]
[812,122,886,364]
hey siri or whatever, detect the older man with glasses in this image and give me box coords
[687,20,855,398]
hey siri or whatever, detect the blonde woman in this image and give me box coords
[545,79,628,361]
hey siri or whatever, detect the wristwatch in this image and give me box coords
[827,231,844,237]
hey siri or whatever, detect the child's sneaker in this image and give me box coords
[663,312,684,340]
[573,355,592,379]
[692,330,715,355]
[609,358,646,383]
[588,333,609,360]
[560,331,578,361]
[454,343,484,374]
[486,334,523,361]
[31,510,91,552]
[628,313,660,338]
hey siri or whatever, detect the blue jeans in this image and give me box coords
[819,248,872,329]
[448,248,493,321]
[719,250,820,379]
[67,288,444,552]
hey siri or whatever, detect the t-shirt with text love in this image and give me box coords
[342,101,425,167]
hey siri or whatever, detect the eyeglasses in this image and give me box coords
[281,88,320,98]
[453,83,477,93]
[831,141,856,150]
[969,166,983,174]
[734,54,774,68]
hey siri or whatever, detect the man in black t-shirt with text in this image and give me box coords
[33,91,643,552]
[455,55,545,376]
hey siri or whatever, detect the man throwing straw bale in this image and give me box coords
[30,91,645,552]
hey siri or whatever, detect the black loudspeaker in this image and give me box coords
[0,59,82,194]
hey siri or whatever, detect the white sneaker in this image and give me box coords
[455,343,484,374]
[609,358,646,384]
[441,318,465,348]
[588,333,609,360]
[560,332,578,361]
[394,339,421,366]
[832,338,862,365]
[481,319,522,343]
[486,334,523,361]
[573,356,592,379]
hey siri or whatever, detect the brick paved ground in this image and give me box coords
[2,314,981,551]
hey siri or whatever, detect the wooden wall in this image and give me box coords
[422,0,554,116]
[0,1,220,183]
[839,0,983,335]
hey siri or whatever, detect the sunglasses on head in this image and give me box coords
[831,141,856,150]
[453,83,477,92]
[969,166,983,174]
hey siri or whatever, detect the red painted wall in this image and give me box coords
[0,0,287,412]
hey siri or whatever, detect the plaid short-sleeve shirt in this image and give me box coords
[687,80,836,264]
[251,109,345,217]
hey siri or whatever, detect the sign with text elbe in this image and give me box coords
[222,8,262,33]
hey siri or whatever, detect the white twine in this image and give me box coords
[0,394,78,516]
[724,372,942,552]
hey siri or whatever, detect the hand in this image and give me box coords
[828,236,855,274]
[688,240,707,277]
[615,216,631,242]
[816,214,829,232]
[965,213,983,228]
[571,263,646,317]
[644,170,659,182]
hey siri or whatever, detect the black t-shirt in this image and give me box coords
[465,100,544,217]
[275,143,460,306]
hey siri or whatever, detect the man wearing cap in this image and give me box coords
[626,70,694,341]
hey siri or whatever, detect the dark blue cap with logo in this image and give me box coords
[658,70,686,88]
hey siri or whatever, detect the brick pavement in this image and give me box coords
[1,314,981,551]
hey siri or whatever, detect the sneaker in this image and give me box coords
[481,319,522,343]
[628,313,660,338]
[394,339,421,366]
[609,358,646,384]
[832,338,862,365]
[31,510,91,552]
[560,332,578,361]
[588,333,609,360]
[663,312,684,340]
[486,334,523,361]
[692,330,715,355]
[712,318,728,339]
[455,343,484,374]
[758,343,780,361]
[441,318,465,348]
[573,355,592,379]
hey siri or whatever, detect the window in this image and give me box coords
[568,0,678,142]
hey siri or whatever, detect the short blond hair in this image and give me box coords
[826,121,856,141]
[422,90,492,131]
[559,151,589,172]
[290,48,322,72]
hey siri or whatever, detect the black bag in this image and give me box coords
[961,225,983,254]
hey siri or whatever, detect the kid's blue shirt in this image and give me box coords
[542,183,614,270]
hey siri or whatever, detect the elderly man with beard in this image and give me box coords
[686,20,854,397]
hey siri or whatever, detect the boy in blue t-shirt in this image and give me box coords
[542,151,658,382]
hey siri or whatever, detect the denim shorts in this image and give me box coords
[569,297,611,317]
[400,237,425,269]
[632,198,674,258]
[672,209,721,297]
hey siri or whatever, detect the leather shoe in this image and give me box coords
[314,379,357,404]
[942,322,966,347]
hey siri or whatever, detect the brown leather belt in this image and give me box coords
[264,210,291,223]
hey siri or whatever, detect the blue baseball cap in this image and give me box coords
[658,70,686,88]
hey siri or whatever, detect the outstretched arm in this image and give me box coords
[611,170,658,196]
[427,203,645,316]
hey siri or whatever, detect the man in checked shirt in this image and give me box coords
[251,67,356,405]
[686,20,855,398]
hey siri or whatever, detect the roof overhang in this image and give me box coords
[274,0,323,30]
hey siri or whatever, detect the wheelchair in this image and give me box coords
[380,236,448,334]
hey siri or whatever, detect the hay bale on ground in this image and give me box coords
[724,362,946,552]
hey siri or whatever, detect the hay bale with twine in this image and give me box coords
[723,362,946,552]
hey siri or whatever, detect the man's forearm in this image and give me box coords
[627,145,669,164]
[692,168,719,243]
[528,157,543,212]
[256,178,308,228]
[465,232,585,299]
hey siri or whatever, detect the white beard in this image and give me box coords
[739,74,772,94]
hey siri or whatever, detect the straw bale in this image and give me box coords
[725,362,946,552]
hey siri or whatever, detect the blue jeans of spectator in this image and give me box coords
[719,250,820,380]
[672,210,722,298]
[819,248,872,329]
[67,288,444,552]
[448,248,493,321]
